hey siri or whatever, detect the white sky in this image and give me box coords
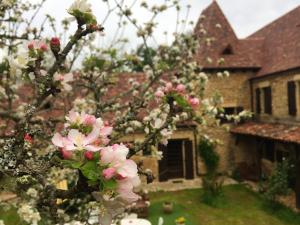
[27,0,300,49]
[0,0,299,61]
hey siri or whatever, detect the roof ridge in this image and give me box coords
[198,0,237,39]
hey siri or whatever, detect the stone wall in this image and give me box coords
[197,70,255,173]
[204,70,253,109]
[252,68,300,124]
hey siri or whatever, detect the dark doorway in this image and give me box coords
[158,139,194,181]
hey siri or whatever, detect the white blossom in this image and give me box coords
[68,0,92,14]
[17,204,41,225]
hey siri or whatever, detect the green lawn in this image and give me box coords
[147,185,300,225]
[1,185,300,225]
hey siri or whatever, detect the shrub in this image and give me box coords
[198,138,224,207]
[264,160,290,206]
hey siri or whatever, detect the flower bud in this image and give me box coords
[84,151,94,160]
[50,37,61,55]
[39,43,48,52]
[24,133,33,143]
[188,97,200,108]
[60,148,72,159]
[27,42,34,50]
[50,37,60,47]
[176,84,185,93]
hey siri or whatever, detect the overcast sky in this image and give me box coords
[26,0,299,49]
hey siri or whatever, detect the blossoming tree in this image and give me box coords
[0,0,251,224]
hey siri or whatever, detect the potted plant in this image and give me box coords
[162,201,173,214]
[175,217,186,225]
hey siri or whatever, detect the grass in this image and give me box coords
[1,185,300,225]
[147,184,300,225]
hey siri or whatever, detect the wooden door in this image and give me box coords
[166,140,184,179]
[158,140,184,181]
[184,140,194,179]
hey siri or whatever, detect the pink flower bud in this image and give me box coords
[103,167,116,180]
[50,37,60,47]
[27,42,34,50]
[164,82,173,92]
[155,90,164,98]
[24,133,33,143]
[84,151,94,160]
[176,84,185,93]
[189,97,200,108]
[39,43,48,52]
[60,148,72,159]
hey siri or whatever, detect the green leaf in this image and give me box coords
[103,179,117,190]
[61,160,83,169]
[171,93,191,109]
[80,161,99,181]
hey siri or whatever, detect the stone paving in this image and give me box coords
[140,177,238,192]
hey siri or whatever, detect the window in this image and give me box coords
[287,81,297,116]
[222,44,233,55]
[263,86,272,114]
[255,88,261,114]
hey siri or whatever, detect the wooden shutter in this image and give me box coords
[158,144,168,182]
[263,87,272,114]
[296,158,300,208]
[288,81,297,116]
[184,140,194,180]
[255,88,261,114]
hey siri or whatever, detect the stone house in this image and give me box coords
[126,1,300,192]
[192,1,300,207]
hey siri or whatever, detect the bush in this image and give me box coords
[198,138,219,175]
[264,160,290,206]
[198,138,224,207]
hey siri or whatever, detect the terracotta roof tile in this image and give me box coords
[195,1,263,69]
[248,6,300,77]
[196,2,300,77]
[231,122,300,144]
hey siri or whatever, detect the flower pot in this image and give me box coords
[162,201,173,214]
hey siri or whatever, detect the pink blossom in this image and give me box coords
[103,167,116,179]
[54,73,74,91]
[83,114,96,125]
[155,90,164,99]
[27,40,48,51]
[100,144,128,165]
[100,144,140,202]
[176,84,186,93]
[52,129,101,152]
[164,82,173,92]
[117,176,141,202]
[100,126,113,137]
[39,43,48,51]
[52,133,73,148]
[188,97,200,108]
